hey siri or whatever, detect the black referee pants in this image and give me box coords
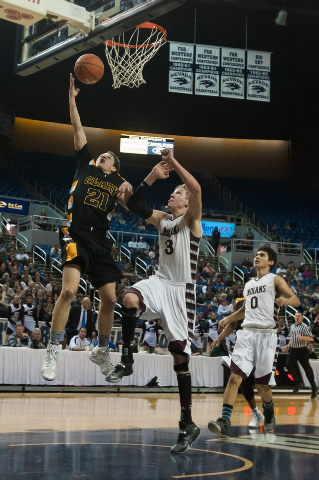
[286,347,316,388]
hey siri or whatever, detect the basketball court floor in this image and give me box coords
[1,392,318,479]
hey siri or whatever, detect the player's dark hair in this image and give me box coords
[257,246,277,269]
[108,151,120,172]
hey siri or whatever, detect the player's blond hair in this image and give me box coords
[175,184,190,199]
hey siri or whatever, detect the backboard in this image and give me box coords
[14,0,185,76]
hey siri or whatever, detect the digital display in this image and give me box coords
[0,197,30,215]
[201,221,235,238]
[120,135,175,156]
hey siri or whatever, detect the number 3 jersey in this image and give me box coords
[66,144,126,231]
[243,273,279,329]
[156,214,202,284]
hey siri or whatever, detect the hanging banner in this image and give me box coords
[195,45,220,96]
[169,42,194,94]
[247,51,271,102]
[221,48,245,99]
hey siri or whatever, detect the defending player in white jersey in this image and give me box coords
[107,148,202,453]
[208,246,300,438]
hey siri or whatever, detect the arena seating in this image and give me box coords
[219,177,319,249]
[0,169,36,199]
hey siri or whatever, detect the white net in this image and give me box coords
[105,23,166,89]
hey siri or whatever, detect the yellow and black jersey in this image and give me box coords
[66,144,126,232]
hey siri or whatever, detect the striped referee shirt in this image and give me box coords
[290,323,313,348]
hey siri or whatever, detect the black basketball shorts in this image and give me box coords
[60,226,122,290]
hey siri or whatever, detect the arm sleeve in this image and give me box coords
[69,336,77,350]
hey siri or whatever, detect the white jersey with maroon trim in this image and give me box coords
[243,273,279,329]
[156,214,202,284]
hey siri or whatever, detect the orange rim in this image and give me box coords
[104,22,167,49]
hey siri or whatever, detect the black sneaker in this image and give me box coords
[311,386,319,399]
[106,359,133,383]
[170,421,200,454]
[207,418,231,438]
[263,405,276,432]
[293,382,304,393]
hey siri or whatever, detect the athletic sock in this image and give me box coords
[263,400,274,411]
[98,334,109,347]
[121,306,137,362]
[177,372,192,424]
[222,404,233,421]
[50,331,62,345]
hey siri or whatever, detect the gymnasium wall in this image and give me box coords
[14,118,290,180]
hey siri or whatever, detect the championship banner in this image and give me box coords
[221,47,245,99]
[247,51,271,102]
[169,42,194,94]
[195,45,220,97]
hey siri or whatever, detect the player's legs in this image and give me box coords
[41,264,81,381]
[89,282,117,376]
[241,373,264,428]
[107,292,140,382]
[293,348,318,397]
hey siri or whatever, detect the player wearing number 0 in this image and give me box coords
[41,74,133,381]
[208,246,300,438]
[107,149,202,453]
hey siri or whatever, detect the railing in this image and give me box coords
[223,187,232,206]
[218,255,229,273]
[212,178,221,195]
[33,245,47,267]
[231,238,303,256]
[120,245,131,263]
[16,232,28,249]
[201,236,215,259]
[18,215,62,232]
[285,305,310,326]
[50,258,88,294]
[233,265,244,283]
[135,257,148,277]
[110,230,158,248]
[303,248,313,264]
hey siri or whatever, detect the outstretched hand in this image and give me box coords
[161,148,176,166]
[151,161,174,180]
[69,73,80,100]
[118,181,133,195]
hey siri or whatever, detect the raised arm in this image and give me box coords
[69,74,87,151]
[160,149,202,234]
[126,161,173,229]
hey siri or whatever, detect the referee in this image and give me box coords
[286,312,318,398]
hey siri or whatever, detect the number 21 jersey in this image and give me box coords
[243,273,279,329]
[156,214,202,284]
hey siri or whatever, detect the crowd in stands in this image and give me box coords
[1,231,319,359]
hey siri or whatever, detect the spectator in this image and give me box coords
[230,231,239,241]
[50,247,62,267]
[303,265,312,279]
[128,236,138,249]
[65,297,94,344]
[225,275,235,288]
[241,234,253,251]
[0,261,8,282]
[135,218,146,230]
[39,293,54,327]
[51,284,60,297]
[30,328,46,349]
[21,273,32,290]
[34,271,44,286]
[147,258,158,277]
[244,266,256,283]
[276,263,287,276]
[0,239,9,259]
[22,293,38,333]
[294,268,303,283]
[312,286,319,304]
[196,292,206,306]
[285,220,292,231]
[302,298,312,318]
[7,324,29,347]
[246,227,255,240]
[46,280,56,292]
[312,314,319,340]
[211,227,220,255]
[277,318,289,348]
[6,294,23,342]
[203,262,215,277]
[284,238,294,254]
[307,342,318,359]
[271,223,280,231]
[35,209,49,230]
[217,299,233,316]
[0,284,12,306]
[190,316,204,355]
[36,288,46,316]
[204,286,215,302]
[241,256,253,269]
[211,296,219,309]
[295,280,305,296]
[203,303,214,320]
[122,263,133,280]
[138,237,149,250]
[50,243,61,254]
[68,327,93,351]
[302,284,314,302]
[16,248,30,267]
[207,311,219,344]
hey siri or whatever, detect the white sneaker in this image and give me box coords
[89,346,113,377]
[41,343,60,381]
[249,409,264,428]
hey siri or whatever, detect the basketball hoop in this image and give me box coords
[104,22,167,89]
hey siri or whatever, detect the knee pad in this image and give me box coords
[241,380,255,402]
[121,305,137,317]
[173,362,189,373]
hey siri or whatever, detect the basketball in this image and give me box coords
[74,54,104,85]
